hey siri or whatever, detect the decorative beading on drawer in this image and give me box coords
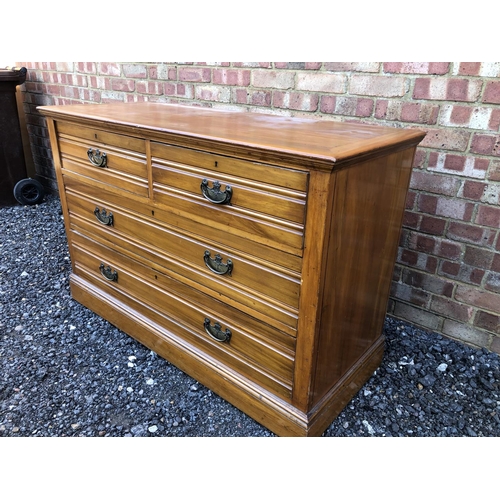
[65,189,301,334]
[56,122,149,198]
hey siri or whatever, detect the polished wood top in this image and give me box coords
[39,102,426,168]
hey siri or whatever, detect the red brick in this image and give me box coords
[457,63,482,76]
[383,62,449,74]
[417,193,438,214]
[136,81,163,95]
[111,79,135,92]
[179,67,211,82]
[408,233,436,253]
[392,302,441,330]
[493,253,500,272]
[485,271,500,293]
[374,100,388,119]
[98,63,121,76]
[320,96,373,117]
[405,191,417,209]
[455,284,500,312]
[273,91,318,111]
[376,100,439,124]
[442,319,490,347]
[233,88,248,104]
[413,77,482,102]
[474,310,500,334]
[401,102,439,124]
[397,248,437,272]
[488,161,500,181]
[412,149,426,169]
[449,105,473,125]
[463,245,495,268]
[421,129,470,151]
[483,81,500,104]
[419,215,446,235]
[274,62,306,69]
[401,268,454,297]
[448,221,495,245]
[489,109,500,130]
[402,210,420,228]
[470,133,500,156]
[213,69,250,86]
[436,197,473,221]
[305,63,322,70]
[195,85,230,102]
[320,95,336,114]
[439,261,484,284]
[476,205,500,228]
[492,337,500,355]
[77,62,96,74]
[409,171,460,196]
[390,282,430,307]
[250,90,272,107]
[437,240,463,260]
[461,180,487,200]
[430,296,474,322]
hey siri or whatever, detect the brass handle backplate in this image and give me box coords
[204,318,231,343]
[99,263,118,282]
[94,206,114,226]
[204,250,233,276]
[87,148,107,168]
[200,179,232,205]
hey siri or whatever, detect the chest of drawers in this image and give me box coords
[39,102,425,436]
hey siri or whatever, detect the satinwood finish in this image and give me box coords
[39,102,425,436]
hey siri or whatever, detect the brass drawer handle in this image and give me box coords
[99,263,118,282]
[204,250,233,276]
[94,206,114,226]
[87,148,107,168]
[204,318,231,343]
[200,179,232,205]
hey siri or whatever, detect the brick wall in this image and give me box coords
[15,62,500,353]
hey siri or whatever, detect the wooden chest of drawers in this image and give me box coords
[39,102,425,436]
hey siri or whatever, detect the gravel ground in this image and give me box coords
[1,194,499,438]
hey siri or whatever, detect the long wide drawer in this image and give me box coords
[70,232,296,399]
[66,189,301,333]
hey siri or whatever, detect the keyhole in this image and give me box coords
[215,161,218,168]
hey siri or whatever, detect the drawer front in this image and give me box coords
[151,142,308,191]
[56,121,149,197]
[65,189,300,335]
[70,232,295,399]
[151,142,308,255]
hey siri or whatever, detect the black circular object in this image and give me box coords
[13,178,45,205]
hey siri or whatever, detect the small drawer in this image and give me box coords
[56,121,149,197]
[151,142,308,192]
[151,142,308,255]
[65,189,301,335]
[70,233,296,399]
